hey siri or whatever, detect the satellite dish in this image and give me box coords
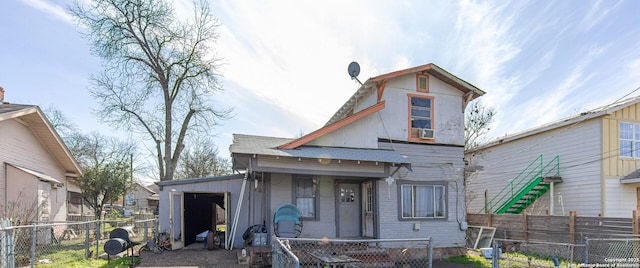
[348,62,360,78]
[347,62,364,86]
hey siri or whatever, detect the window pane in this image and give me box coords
[620,123,633,139]
[415,186,432,217]
[296,198,314,218]
[634,142,640,158]
[411,97,431,108]
[621,140,633,157]
[411,119,432,129]
[435,186,445,217]
[418,76,427,89]
[401,186,412,218]
[411,108,431,118]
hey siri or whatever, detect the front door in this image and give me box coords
[337,182,360,237]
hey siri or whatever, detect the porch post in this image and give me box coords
[549,182,554,215]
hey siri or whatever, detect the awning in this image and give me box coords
[9,164,63,184]
[620,169,640,184]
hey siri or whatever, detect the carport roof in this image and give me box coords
[230,134,412,167]
[157,173,245,187]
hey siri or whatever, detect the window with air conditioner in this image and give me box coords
[409,95,434,140]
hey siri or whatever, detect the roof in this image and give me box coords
[8,163,63,184]
[231,134,412,167]
[157,173,245,187]
[134,182,156,194]
[327,63,486,126]
[621,168,640,184]
[471,96,640,151]
[0,103,82,177]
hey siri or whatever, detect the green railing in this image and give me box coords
[479,155,560,214]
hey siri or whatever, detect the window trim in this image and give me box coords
[397,180,447,221]
[292,175,320,220]
[619,122,640,158]
[407,94,435,142]
[416,74,429,93]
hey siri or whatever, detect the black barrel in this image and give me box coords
[104,238,128,255]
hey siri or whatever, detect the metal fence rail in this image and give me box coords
[273,236,432,268]
[492,238,585,268]
[0,218,157,268]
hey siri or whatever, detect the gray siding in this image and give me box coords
[378,141,467,247]
[466,118,603,216]
[158,176,267,249]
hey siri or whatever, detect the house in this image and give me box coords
[465,96,640,217]
[0,88,83,223]
[111,182,158,216]
[157,63,485,254]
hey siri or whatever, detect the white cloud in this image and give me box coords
[20,0,74,24]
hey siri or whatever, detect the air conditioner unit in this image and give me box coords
[51,183,63,189]
[420,128,435,139]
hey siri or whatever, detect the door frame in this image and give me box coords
[334,179,362,237]
[169,191,184,249]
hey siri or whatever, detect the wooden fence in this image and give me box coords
[467,211,640,244]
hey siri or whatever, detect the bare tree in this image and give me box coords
[73,132,135,219]
[464,101,496,150]
[70,0,231,181]
[175,137,230,179]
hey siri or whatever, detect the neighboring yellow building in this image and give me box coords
[466,96,640,217]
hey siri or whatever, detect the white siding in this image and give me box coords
[0,119,68,221]
[604,178,638,217]
[311,113,379,148]
[378,142,466,247]
[466,119,603,216]
[378,74,465,145]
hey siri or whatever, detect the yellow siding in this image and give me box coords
[603,102,640,177]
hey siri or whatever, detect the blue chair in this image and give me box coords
[273,204,303,238]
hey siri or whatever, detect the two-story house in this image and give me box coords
[156,63,485,253]
[466,96,640,217]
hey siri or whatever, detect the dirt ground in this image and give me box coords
[134,243,476,268]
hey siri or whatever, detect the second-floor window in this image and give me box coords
[620,122,640,158]
[409,94,434,139]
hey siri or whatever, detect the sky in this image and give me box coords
[2,0,640,183]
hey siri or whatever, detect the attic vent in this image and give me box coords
[420,128,435,139]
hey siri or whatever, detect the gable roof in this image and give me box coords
[277,63,486,150]
[327,63,486,126]
[0,103,82,177]
[231,134,412,169]
[472,96,640,151]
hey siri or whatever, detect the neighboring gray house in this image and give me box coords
[157,63,485,253]
[466,96,640,217]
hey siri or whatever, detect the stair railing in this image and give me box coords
[479,155,543,214]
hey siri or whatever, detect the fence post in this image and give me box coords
[522,212,528,242]
[487,212,493,227]
[584,237,589,265]
[1,219,15,268]
[569,211,576,243]
[633,210,638,236]
[143,221,148,244]
[30,224,36,268]
[84,222,90,259]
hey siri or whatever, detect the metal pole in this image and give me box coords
[30,224,35,268]
[85,222,90,259]
[492,239,499,268]
[550,182,554,215]
[427,238,433,268]
[585,237,589,265]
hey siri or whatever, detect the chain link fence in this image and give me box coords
[272,235,432,268]
[491,238,586,267]
[585,238,640,267]
[1,218,157,268]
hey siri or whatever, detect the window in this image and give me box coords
[620,122,640,158]
[408,95,434,139]
[417,74,429,92]
[293,175,318,219]
[364,182,373,214]
[398,181,446,219]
